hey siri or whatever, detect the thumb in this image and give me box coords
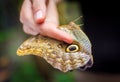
[32,0,46,23]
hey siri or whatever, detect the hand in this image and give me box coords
[20,0,73,43]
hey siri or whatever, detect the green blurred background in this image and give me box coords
[0,0,80,82]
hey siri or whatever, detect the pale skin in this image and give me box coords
[20,0,73,43]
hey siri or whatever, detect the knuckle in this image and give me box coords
[23,25,39,35]
[23,26,29,34]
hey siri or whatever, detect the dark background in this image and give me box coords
[79,0,120,73]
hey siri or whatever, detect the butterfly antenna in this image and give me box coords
[72,16,83,23]
[78,24,84,27]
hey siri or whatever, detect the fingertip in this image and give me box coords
[63,37,73,44]
[62,34,73,44]
[32,0,46,24]
[34,10,45,23]
[52,28,73,44]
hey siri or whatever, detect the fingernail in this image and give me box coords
[35,10,43,20]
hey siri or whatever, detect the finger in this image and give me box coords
[45,0,59,25]
[44,0,73,43]
[23,25,39,35]
[20,0,32,23]
[32,0,46,23]
[45,24,73,43]
[52,28,73,43]
[20,0,39,34]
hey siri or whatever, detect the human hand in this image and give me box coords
[20,0,73,43]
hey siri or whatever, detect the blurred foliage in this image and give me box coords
[0,0,81,82]
[53,72,75,82]
[57,1,83,25]
[11,58,45,82]
[0,30,8,42]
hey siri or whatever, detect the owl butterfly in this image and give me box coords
[16,17,93,72]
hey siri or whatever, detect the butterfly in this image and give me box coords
[16,17,93,72]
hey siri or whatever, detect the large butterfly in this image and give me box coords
[16,17,93,72]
